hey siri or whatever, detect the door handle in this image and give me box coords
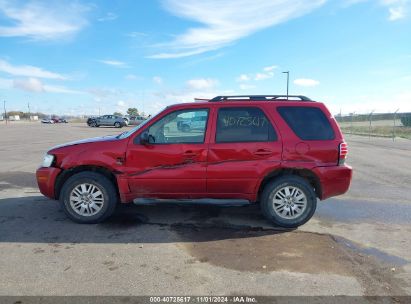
[254,149,272,156]
[183,150,197,157]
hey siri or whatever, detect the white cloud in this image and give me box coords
[12,77,81,93]
[255,72,274,81]
[117,100,126,106]
[125,74,138,80]
[126,31,148,38]
[263,65,277,72]
[116,100,128,113]
[388,6,405,19]
[0,1,89,40]
[0,59,66,79]
[345,0,410,21]
[237,65,276,82]
[187,78,218,90]
[153,76,163,84]
[150,0,325,58]
[98,12,118,22]
[294,78,320,87]
[87,88,120,98]
[239,84,256,90]
[98,60,128,68]
[236,74,251,82]
[13,77,44,92]
[381,0,409,20]
[43,84,82,94]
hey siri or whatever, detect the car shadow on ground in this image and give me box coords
[0,195,291,244]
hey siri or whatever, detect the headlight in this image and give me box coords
[42,154,55,167]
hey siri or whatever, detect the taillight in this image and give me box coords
[338,142,348,165]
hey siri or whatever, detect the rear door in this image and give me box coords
[101,115,111,126]
[207,106,282,197]
[97,115,106,125]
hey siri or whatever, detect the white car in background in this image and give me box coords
[127,115,146,126]
[41,119,55,124]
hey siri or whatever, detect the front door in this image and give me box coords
[126,108,210,198]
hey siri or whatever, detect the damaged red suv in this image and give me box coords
[36,95,352,228]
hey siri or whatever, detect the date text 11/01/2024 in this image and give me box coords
[149,296,257,303]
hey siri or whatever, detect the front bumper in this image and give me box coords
[313,164,353,200]
[36,167,62,199]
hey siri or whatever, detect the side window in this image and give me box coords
[147,109,209,144]
[216,107,276,143]
[277,106,335,140]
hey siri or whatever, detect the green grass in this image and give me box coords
[340,125,411,139]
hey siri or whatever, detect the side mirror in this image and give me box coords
[139,131,155,145]
[140,131,149,145]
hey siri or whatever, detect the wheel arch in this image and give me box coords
[55,165,119,200]
[257,168,322,201]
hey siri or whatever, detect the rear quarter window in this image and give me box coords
[278,106,335,140]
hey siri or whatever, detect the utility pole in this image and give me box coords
[27,102,31,121]
[368,110,375,140]
[393,108,399,141]
[3,100,7,125]
[282,71,289,99]
[350,111,356,136]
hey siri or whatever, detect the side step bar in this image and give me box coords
[133,198,251,206]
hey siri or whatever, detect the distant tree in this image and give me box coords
[401,114,411,127]
[127,108,139,116]
[113,111,123,116]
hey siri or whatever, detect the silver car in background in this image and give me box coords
[87,115,126,128]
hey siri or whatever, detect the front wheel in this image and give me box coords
[114,122,122,128]
[60,172,117,224]
[260,175,317,228]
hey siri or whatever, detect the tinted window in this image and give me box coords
[278,106,335,140]
[147,109,208,144]
[216,107,276,143]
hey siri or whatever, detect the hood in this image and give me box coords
[50,134,119,151]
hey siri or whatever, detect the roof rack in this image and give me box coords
[209,95,312,102]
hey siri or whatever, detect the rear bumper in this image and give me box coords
[36,167,61,199]
[313,164,352,200]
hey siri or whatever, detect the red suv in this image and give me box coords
[36,95,352,228]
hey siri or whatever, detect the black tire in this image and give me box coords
[60,172,117,224]
[260,175,317,228]
[114,122,122,128]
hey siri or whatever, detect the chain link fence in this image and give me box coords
[335,111,411,140]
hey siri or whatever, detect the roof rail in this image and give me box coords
[209,95,312,102]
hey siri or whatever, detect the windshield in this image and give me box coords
[116,110,161,139]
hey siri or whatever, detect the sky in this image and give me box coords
[0,0,410,116]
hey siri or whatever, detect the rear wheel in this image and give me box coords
[60,172,117,224]
[260,175,316,228]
